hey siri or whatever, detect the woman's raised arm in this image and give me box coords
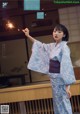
[22,28,36,43]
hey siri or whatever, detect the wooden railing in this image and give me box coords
[0,80,80,114]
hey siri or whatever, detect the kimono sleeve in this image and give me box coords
[60,44,76,85]
[27,40,50,74]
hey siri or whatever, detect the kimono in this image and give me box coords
[27,40,76,114]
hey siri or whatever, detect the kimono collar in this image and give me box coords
[55,41,67,48]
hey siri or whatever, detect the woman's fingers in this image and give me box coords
[22,29,25,33]
[22,28,29,33]
[22,28,30,37]
[24,28,29,32]
[68,91,71,98]
[66,90,72,98]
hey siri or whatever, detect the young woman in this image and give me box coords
[23,24,76,114]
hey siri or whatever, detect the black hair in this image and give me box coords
[54,24,69,41]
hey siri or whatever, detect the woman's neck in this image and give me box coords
[55,40,62,46]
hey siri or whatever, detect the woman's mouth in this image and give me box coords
[55,36,58,38]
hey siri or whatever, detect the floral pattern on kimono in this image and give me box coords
[28,40,76,85]
[27,40,76,114]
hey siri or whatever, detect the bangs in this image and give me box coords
[54,25,63,31]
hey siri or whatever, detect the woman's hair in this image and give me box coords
[54,24,69,41]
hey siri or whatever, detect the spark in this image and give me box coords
[6,21,15,29]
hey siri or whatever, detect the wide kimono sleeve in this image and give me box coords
[60,44,76,85]
[27,40,51,74]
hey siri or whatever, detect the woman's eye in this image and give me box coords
[58,31,61,33]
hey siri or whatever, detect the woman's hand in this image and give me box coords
[66,86,71,98]
[22,28,30,37]
[22,28,36,43]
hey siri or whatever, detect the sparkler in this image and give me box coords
[6,21,14,29]
[5,20,21,31]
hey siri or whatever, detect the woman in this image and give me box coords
[23,24,76,114]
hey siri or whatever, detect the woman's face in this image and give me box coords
[52,28,65,43]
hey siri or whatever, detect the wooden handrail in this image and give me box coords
[0,80,80,104]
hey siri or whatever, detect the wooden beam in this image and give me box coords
[0,80,80,104]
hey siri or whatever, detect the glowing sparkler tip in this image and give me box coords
[6,21,15,29]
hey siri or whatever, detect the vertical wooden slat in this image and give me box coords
[31,100,35,114]
[76,96,80,112]
[37,100,41,114]
[14,103,18,114]
[41,99,44,113]
[25,101,29,114]
[71,97,74,112]
[12,103,15,114]
[74,96,77,112]
[28,101,30,114]
[43,99,47,114]
[33,100,36,114]
[9,103,12,114]
[50,98,53,114]
[9,103,11,114]
[47,99,50,114]
[28,101,32,114]
[34,100,38,114]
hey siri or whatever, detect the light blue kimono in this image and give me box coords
[27,40,76,114]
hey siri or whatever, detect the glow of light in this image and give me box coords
[6,21,15,29]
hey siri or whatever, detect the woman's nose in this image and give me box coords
[55,31,58,35]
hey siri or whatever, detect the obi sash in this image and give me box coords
[49,59,60,73]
